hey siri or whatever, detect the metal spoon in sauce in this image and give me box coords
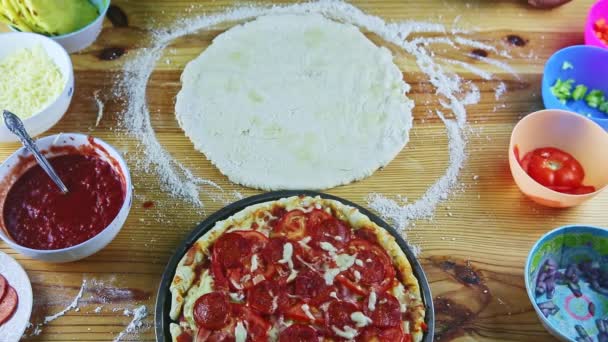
[3,110,69,194]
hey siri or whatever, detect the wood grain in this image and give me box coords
[1,0,605,341]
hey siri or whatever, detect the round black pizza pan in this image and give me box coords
[155,190,435,342]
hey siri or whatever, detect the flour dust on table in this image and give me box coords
[118,0,516,231]
[176,14,414,190]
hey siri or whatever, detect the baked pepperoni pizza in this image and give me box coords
[169,196,426,342]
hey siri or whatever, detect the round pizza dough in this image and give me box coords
[175,14,414,190]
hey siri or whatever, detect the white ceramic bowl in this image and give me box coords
[0,32,74,143]
[0,133,132,263]
[9,0,110,53]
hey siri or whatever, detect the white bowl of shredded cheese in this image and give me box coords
[0,32,74,143]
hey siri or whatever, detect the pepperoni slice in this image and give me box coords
[213,231,269,268]
[307,209,350,249]
[261,237,305,280]
[340,239,395,293]
[0,286,18,325]
[357,250,390,284]
[309,285,339,306]
[279,324,319,342]
[193,292,231,329]
[247,280,280,314]
[213,233,250,268]
[365,293,401,328]
[0,275,6,302]
[273,210,308,240]
[326,300,359,331]
[294,269,326,300]
[212,231,272,290]
[277,289,298,313]
[262,237,290,264]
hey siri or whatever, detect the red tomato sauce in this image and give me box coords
[3,154,125,250]
[517,146,596,195]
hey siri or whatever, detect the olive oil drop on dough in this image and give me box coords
[175,14,414,190]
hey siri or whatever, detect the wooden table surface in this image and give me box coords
[1,0,606,341]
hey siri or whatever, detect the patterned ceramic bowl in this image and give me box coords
[526,225,608,341]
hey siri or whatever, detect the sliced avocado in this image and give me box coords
[10,0,49,34]
[21,0,99,36]
[1,0,35,32]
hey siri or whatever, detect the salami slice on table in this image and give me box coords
[0,286,18,325]
[0,275,7,302]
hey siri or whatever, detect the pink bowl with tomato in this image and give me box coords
[509,109,608,208]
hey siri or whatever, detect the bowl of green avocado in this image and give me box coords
[1,0,110,53]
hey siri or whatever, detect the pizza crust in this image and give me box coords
[169,196,426,341]
[175,14,414,190]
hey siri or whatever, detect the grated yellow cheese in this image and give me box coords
[0,45,65,119]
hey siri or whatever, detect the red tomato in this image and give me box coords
[354,228,379,244]
[520,147,593,193]
[225,262,275,291]
[233,305,271,340]
[358,326,408,342]
[271,206,287,221]
[547,185,596,195]
[279,324,319,342]
[193,292,231,330]
[273,210,308,240]
[307,209,350,249]
[307,209,334,228]
[206,330,236,342]
[196,328,236,342]
[210,257,229,290]
[284,302,324,324]
[194,328,209,342]
[176,332,193,342]
[335,274,367,296]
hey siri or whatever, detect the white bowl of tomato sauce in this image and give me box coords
[509,109,608,208]
[0,133,132,262]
